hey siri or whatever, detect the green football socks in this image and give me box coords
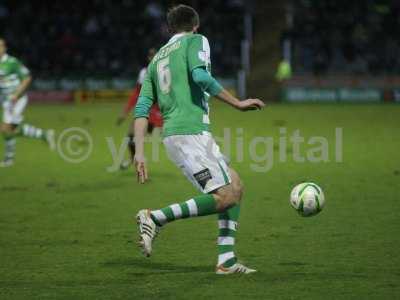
[3,134,16,161]
[149,194,241,268]
[150,194,217,226]
[18,123,45,140]
[217,204,240,267]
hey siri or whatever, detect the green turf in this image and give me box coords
[0,102,399,299]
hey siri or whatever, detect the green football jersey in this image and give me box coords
[140,33,212,137]
[0,54,30,98]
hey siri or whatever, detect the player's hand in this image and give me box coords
[134,155,148,184]
[236,98,265,111]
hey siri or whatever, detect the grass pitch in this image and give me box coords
[0,102,399,299]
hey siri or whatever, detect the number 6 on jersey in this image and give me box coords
[157,57,171,94]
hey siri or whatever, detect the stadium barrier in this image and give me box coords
[32,77,135,91]
[28,91,73,104]
[74,90,131,103]
[28,77,237,104]
[281,76,400,103]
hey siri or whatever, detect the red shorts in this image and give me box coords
[148,105,163,128]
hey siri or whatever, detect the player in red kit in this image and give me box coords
[116,48,163,169]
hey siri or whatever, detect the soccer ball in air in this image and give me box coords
[290,182,325,217]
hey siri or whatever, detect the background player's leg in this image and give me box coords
[4,98,55,148]
[1,123,17,166]
[127,120,136,162]
[10,97,44,140]
[17,123,46,140]
[147,123,154,134]
[217,168,243,268]
[14,123,56,151]
[120,121,136,170]
[127,133,135,162]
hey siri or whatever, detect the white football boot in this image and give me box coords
[0,159,14,168]
[46,129,56,151]
[216,263,257,275]
[136,209,159,257]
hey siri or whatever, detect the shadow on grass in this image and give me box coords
[102,258,371,282]
[54,180,127,193]
[102,257,212,275]
[0,185,30,192]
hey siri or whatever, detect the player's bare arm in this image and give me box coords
[134,117,149,183]
[215,88,264,111]
[191,66,264,111]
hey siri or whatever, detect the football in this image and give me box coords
[290,182,325,217]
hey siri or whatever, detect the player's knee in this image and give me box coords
[233,178,244,202]
[213,183,242,211]
[231,177,244,202]
[228,168,244,202]
[1,123,11,135]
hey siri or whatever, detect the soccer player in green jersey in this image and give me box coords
[134,5,264,274]
[0,38,55,167]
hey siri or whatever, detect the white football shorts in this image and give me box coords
[163,131,231,194]
[2,95,28,124]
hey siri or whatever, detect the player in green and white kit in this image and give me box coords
[134,5,264,274]
[0,38,55,167]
